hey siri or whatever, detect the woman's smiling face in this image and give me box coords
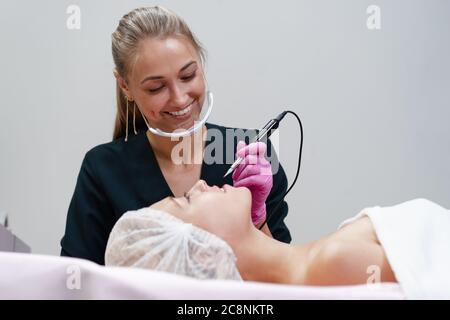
[116,36,206,133]
[150,180,252,243]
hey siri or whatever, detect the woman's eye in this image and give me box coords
[148,72,196,93]
[181,72,196,81]
[148,86,164,93]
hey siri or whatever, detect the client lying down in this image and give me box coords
[106,179,398,285]
[105,143,450,299]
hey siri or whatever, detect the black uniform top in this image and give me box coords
[60,122,292,265]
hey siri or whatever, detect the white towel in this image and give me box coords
[339,198,450,299]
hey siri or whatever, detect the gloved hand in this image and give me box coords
[232,141,273,226]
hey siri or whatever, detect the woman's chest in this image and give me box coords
[159,162,203,197]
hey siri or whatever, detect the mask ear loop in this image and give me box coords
[138,105,153,131]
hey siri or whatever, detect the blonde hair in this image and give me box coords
[111,6,207,140]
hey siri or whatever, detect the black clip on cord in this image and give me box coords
[258,110,304,231]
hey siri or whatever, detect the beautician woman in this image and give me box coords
[60,6,292,265]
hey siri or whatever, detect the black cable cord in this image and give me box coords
[259,110,303,230]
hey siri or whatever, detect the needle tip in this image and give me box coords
[223,169,232,178]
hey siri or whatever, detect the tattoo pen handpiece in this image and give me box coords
[223,111,288,178]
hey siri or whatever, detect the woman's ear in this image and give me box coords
[113,69,133,101]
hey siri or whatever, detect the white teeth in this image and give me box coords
[168,102,193,116]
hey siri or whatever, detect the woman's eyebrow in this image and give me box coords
[140,61,197,84]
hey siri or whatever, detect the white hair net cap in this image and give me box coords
[105,207,242,281]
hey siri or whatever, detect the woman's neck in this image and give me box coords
[233,228,311,284]
[146,125,207,164]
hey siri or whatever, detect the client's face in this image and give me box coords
[151,180,252,243]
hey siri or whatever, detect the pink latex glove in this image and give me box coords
[232,141,273,226]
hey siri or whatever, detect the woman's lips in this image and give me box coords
[164,100,195,119]
[203,183,226,193]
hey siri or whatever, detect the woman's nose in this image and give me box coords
[168,84,189,108]
[189,180,208,195]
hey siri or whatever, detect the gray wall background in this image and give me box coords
[1,0,449,255]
